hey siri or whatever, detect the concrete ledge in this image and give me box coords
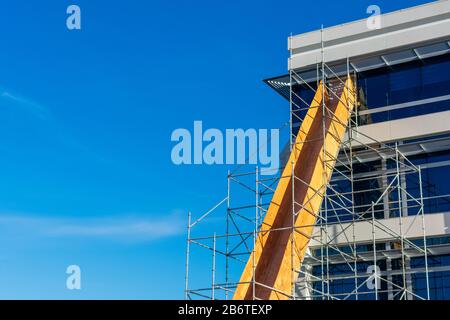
[288,1,450,70]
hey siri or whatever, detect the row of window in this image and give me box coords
[308,254,450,300]
[291,53,450,127]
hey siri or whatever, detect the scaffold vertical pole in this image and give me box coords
[185,211,191,300]
[372,201,378,300]
[395,145,407,300]
[212,232,216,300]
[226,171,230,300]
[419,166,430,300]
[291,160,296,300]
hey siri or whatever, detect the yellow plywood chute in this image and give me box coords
[233,77,356,300]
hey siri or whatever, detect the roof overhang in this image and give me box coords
[289,1,450,71]
[266,1,450,100]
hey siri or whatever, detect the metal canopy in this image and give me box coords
[265,41,450,100]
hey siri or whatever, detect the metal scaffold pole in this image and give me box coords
[253,166,259,300]
[185,211,191,300]
[225,170,230,300]
[419,166,430,300]
[184,28,431,300]
[212,233,216,300]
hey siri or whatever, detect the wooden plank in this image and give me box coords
[233,77,355,300]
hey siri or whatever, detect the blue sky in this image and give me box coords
[0,0,433,299]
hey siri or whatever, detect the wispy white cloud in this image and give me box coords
[0,89,119,166]
[0,211,185,242]
[50,215,183,239]
[1,91,51,120]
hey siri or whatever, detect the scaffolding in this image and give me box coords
[184,35,431,300]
